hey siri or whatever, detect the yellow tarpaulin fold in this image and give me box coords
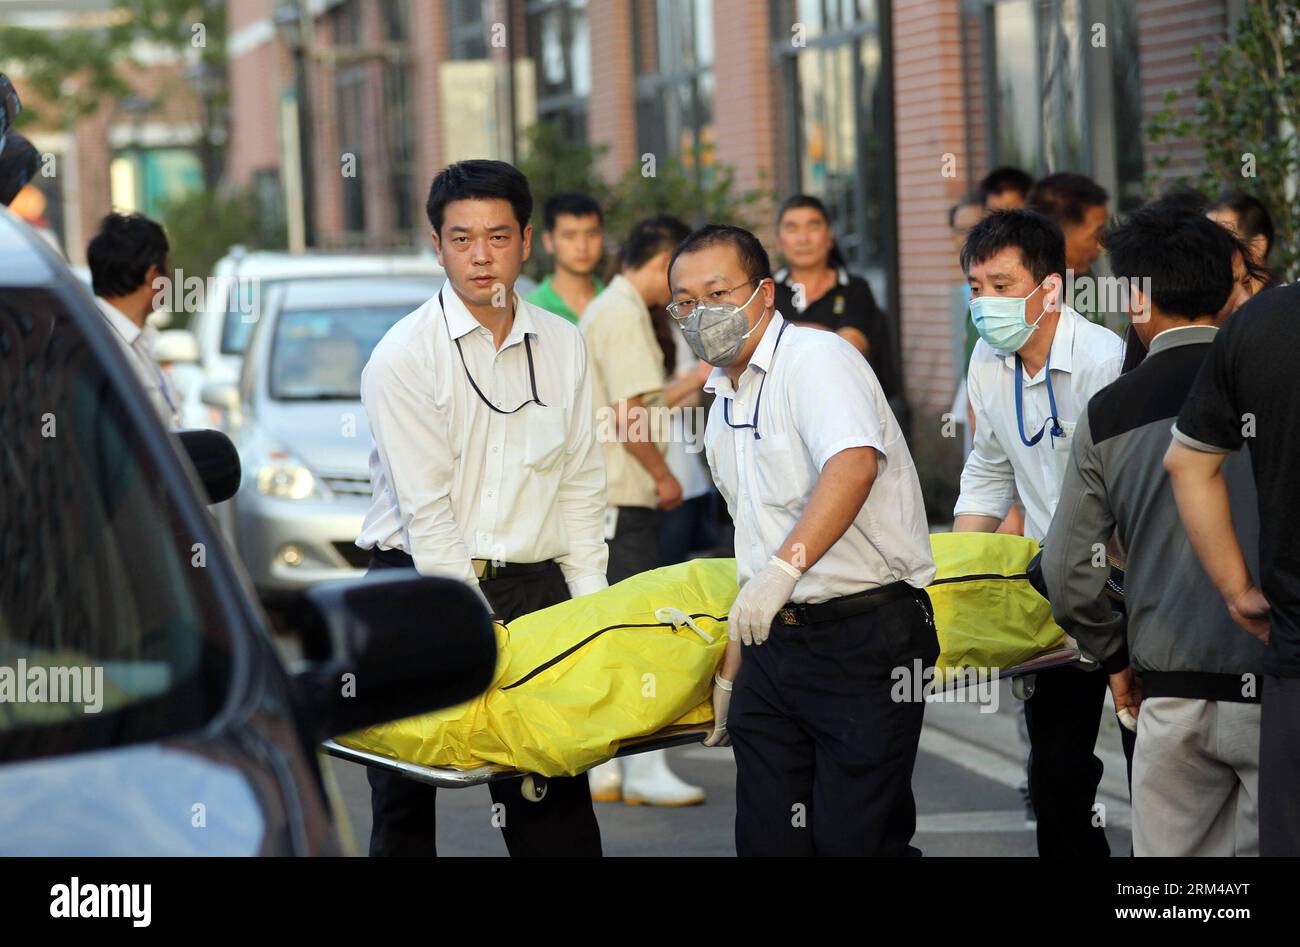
[339,533,1066,777]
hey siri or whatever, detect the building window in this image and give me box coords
[381,0,409,42]
[634,0,714,185]
[976,0,1145,210]
[449,0,488,60]
[525,0,591,144]
[328,0,366,234]
[253,168,286,242]
[770,0,896,305]
[382,0,415,237]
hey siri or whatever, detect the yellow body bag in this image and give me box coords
[339,532,1066,777]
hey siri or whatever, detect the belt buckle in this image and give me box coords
[472,559,490,580]
[778,605,803,626]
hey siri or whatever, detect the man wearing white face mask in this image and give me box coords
[671,225,937,856]
[953,210,1124,856]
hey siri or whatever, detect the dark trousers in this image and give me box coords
[658,493,719,566]
[365,553,602,857]
[1260,674,1300,856]
[607,506,661,584]
[1022,666,1111,856]
[728,588,941,856]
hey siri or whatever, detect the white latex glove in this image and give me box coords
[702,674,733,747]
[728,555,802,645]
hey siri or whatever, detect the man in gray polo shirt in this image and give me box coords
[1043,203,1266,855]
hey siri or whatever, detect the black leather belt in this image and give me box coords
[370,546,553,581]
[776,580,919,626]
[471,559,553,581]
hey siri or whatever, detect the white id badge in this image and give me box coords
[1054,420,1077,445]
[603,506,619,541]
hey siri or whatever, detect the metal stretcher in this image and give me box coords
[324,724,714,801]
[321,645,1091,800]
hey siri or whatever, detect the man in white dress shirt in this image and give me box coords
[671,225,938,856]
[86,213,180,429]
[356,159,608,857]
[952,209,1124,856]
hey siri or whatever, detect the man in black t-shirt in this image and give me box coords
[1166,281,1300,856]
[773,268,901,403]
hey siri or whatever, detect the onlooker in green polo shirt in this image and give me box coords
[526,192,606,324]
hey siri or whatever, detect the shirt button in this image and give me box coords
[492,445,500,453]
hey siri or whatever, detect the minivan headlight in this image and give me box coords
[256,460,316,500]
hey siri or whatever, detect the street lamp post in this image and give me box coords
[274,1,316,251]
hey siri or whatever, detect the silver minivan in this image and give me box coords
[203,276,443,605]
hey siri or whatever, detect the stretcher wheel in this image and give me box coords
[520,775,548,803]
[1012,674,1036,701]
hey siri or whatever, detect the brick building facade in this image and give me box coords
[223,0,1238,507]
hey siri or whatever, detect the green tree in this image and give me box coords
[160,186,285,290]
[0,0,229,189]
[515,121,774,280]
[1147,0,1300,279]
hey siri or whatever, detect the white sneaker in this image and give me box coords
[621,750,705,807]
[588,759,623,802]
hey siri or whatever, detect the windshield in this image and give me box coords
[220,276,265,356]
[269,305,413,400]
[1,286,233,759]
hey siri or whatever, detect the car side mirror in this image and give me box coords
[200,381,240,412]
[290,570,498,742]
[154,328,199,364]
[177,429,241,504]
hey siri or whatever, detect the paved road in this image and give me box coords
[325,677,1133,856]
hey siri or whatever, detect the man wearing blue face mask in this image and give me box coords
[953,209,1124,857]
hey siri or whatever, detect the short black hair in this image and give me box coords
[777,193,848,270]
[960,209,1066,284]
[1105,202,1235,318]
[1026,172,1109,226]
[0,132,38,206]
[1156,184,1209,217]
[669,224,773,285]
[1210,190,1275,255]
[622,215,691,270]
[978,166,1034,204]
[425,159,532,236]
[949,192,984,229]
[542,192,603,231]
[87,212,169,297]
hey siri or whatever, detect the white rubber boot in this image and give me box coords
[621,749,705,807]
[588,759,622,803]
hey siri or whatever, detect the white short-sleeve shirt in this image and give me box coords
[954,305,1123,541]
[703,311,935,604]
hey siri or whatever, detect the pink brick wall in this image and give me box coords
[587,0,637,184]
[225,0,284,188]
[1137,0,1230,187]
[711,0,777,203]
[892,0,972,420]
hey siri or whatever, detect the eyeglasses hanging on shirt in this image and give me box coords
[724,318,790,440]
[1014,352,1065,448]
[438,287,546,414]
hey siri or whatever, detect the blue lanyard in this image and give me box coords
[153,363,178,418]
[723,318,789,440]
[1014,352,1064,448]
